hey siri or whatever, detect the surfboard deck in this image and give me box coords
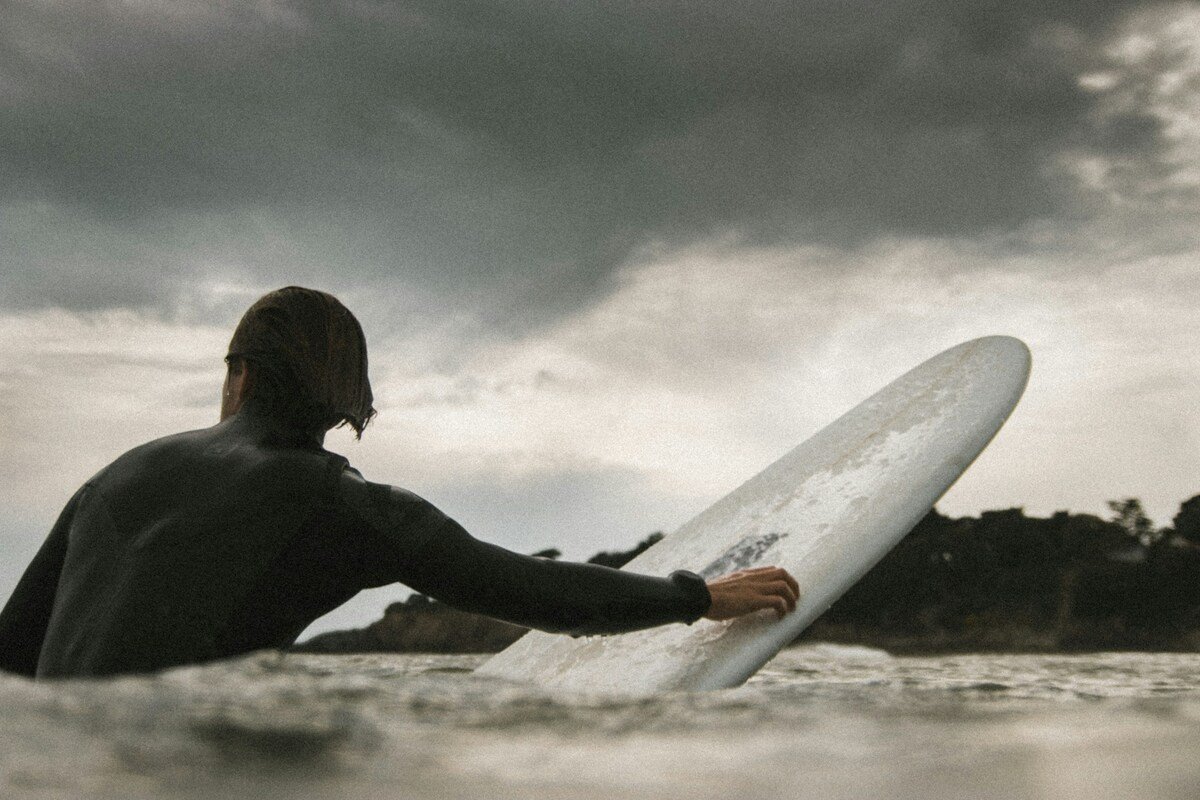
[477,336,1031,693]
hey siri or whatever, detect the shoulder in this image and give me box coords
[86,423,343,495]
[334,467,457,539]
[83,426,215,486]
[336,466,447,516]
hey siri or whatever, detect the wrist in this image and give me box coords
[668,569,712,623]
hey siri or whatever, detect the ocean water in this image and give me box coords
[3,645,1200,799]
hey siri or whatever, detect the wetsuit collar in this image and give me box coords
[225,405,327,450]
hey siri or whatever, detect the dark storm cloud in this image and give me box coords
[0,0,1171,315]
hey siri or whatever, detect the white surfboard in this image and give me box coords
[478,336,1032,692]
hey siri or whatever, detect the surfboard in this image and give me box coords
[477,336,1032,692]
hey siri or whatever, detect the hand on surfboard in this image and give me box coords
[703,566,800,621]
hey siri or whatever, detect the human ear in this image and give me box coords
[220,359,253,419]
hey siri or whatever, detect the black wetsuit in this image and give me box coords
[0,409,710,678]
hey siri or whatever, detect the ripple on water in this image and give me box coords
[3,648,1200,800]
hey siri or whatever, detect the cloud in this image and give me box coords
[3,2,1198,634]
[1,0,1189,320]
[337,233,1200,534]
[0,309,228,511]
[2,231,1197,633]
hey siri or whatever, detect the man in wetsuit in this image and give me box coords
[0,287,800,678]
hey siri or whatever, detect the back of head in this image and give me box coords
[227,287,376,437]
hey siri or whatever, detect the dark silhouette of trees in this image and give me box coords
[586,532,664,568]
[1173,495,1200,545]
[804,495,1200,651]
[1107,497,1158,546]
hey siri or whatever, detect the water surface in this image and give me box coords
[4,646,1199,799]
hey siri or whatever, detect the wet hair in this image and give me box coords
[226,286,376,438]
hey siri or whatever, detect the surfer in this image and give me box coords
[0,287,800,679]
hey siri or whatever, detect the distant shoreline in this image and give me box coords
[296,498,1200,657]
[295,601,1200,657]
[794,623,1200,656]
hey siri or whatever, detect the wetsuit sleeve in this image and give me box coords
[0,486,85,677]
[338,470,711,636]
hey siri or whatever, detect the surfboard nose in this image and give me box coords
[953,337,1032,418]
[975,335,1031,361]
[962,335,1032,382]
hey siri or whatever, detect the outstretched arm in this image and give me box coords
[401,519,712,635]
[339,470,797,636]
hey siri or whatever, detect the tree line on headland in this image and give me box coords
[296,494,1200,655]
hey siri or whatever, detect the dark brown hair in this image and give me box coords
[226,287,376,437]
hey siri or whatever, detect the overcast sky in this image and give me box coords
[1,1,1197,636]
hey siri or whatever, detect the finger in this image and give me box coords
[782,578,799,608]
[730,567,778,582]
[756,568,800,600]
[767,580,798,611]
[752,566,793,584]
[769,596,788,619]
[730,566,791,583]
